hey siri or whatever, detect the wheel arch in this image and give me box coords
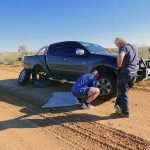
[32,64,44,71]
[90,65,117,79]
[31,64,52,77]
[91,65,117,100]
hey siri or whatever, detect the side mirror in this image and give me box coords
[76,49,85,55]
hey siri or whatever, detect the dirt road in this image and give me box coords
[0,93,76,150]
[0,67,150,150]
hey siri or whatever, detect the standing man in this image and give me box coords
[114,37,138,117]
[71,70,100,109]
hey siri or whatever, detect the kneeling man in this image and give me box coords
[71,70,100,109]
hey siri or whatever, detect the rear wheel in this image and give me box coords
[97,74,116,100]
[18,69,31,85]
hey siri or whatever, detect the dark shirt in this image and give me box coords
[119,44,138,72]
[71,73,97,94]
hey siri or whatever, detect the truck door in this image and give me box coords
[46,45,64,80]
[62,44,89,81]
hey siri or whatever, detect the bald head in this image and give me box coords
[92,70,100,79]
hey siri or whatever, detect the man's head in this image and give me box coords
[92,70,100,79]
[114,37,127,48]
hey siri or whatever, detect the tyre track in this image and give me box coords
[38,111,150,150]
[1,91,150,150]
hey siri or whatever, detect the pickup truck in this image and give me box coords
[18,41,150,100]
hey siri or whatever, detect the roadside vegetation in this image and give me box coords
[0,46,149,87]
[108,46,150,58]
[0,44,35,66]
[0,45,149,66]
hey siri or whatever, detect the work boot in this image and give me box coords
[114,105,122,113]
[114,105,129,118]
[116,112,129,118]
[75,98,82,105]
[82,103,94,109]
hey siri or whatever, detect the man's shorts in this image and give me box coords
[72,87,90,103]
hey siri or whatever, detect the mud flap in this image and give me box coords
[42,92,77,108]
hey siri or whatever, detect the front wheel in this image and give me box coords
[97,75,116,100]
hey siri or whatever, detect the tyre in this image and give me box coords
[97,74,117,100]
[18,69,31,85]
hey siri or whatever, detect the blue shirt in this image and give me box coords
[119,44,138,72]
[71,73,97,94]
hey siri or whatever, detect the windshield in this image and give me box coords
[81,42,110,54]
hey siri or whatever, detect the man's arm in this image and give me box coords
[90,78,97,87]
[117,52,125,68]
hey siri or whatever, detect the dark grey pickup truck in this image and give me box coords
[18,41,150,100]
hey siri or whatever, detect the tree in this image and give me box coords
[18,44,28,54]
[148,47,150,53]
[17,44,28,61]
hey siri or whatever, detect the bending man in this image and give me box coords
[71,70,100,109]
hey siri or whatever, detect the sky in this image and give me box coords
[0,0,150,51]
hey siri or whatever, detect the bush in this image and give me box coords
[138,47,150,58]
[0,51,35,66]
[148,48,150,53]
[0,52,17,65]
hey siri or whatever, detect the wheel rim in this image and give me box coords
[34,68,47,81]
[97,78,111,95]
[36,72,45,80]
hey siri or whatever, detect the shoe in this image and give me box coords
[75,99,82,105]
[115,112,129,118]
[114,105,129,117]
[114,105,122,113]
[82,103,94,109]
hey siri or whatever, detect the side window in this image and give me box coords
[49,46,63,56]
[64,45,80,57]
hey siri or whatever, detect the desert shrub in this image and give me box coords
[17,44,28,61]
[0,51,35,66]
[108,48,117,53]
[0,52,17,65]
[108,46,150,58]
[138,47,150,58]
[3,54,16,65]
[148,48,150,54]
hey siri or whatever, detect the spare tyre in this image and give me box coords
[18,69,31,85]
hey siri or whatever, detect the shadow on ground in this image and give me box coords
[0,78,119,131]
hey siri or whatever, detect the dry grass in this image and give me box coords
[0,46,149,66]
[0,52,18,65]
[0,51,34,66]
[138,47,150,58]
[108,46,150,59]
